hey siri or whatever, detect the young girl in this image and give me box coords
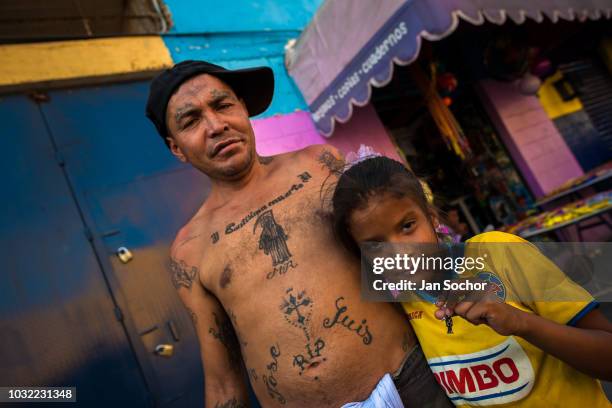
[332,156,612,407]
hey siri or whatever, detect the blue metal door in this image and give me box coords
[0,95,151,406]
[38,82,209,407]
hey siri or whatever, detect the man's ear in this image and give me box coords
[167,137,187,163]
[238,97,249,113]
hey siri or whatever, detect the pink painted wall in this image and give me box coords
[477,80,583,197]
[252,105,401,160]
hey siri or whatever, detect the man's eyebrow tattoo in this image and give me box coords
[174,104,199,124]
[210,89,235,103]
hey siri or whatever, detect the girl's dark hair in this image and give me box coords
[331,156,432,258]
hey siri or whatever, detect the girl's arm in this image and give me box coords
[519,307,612,380]
[436,300,612,380]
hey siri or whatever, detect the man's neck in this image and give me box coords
[209,159,267,205]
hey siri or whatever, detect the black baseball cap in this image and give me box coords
[145,60,274,147]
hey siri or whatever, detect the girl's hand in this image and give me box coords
[435,294,527,337]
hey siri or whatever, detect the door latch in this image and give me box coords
[154,344,174,357]
[116,247,133,263]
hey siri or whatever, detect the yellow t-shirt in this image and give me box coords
[402,231,609,407]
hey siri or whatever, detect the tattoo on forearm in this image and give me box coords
[280,288,326,377]
[323,297,373,345]
[255,210,297,280]
[263,344,286,404]
[318,149,344,173]
[169,259,198,290]
[214,397,246,408]
[209,312,242,371]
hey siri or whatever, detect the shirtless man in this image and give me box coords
[145,61,450,407]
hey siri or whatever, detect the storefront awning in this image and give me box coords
[285,0,612,136]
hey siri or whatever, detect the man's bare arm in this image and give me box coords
[169,253,249,407]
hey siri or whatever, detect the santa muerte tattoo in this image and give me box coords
[254,210,297,279]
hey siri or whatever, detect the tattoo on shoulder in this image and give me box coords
[169,259,198,290]
[214,397,246,408]
[318,149,344,173]
[323,297,373,345]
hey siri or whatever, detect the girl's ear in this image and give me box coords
[428,207,441,229]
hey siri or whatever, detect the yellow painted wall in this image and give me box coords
[0,36,172,88]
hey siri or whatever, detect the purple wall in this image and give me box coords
[253,105,401,160]
[477,79,583,197]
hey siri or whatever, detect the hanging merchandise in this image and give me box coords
[410,63,472,160]
[436,70,458,105]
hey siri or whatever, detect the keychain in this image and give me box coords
[444,315,454,334]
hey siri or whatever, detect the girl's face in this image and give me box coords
[349,193,438,245]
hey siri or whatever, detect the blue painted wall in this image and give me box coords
[162,0,323,116]
[164,0,322,33]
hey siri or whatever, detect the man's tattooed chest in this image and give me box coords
[208,171,318,282]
